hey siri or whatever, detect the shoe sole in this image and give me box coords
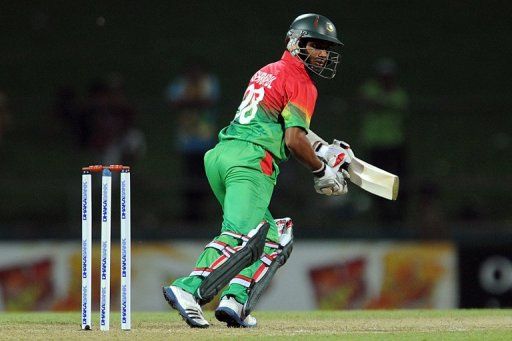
[162,286,209,329]
[215,307,252,328]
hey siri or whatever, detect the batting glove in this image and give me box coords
[312,163,348,196]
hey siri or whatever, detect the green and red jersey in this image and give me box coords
[218,51,317,162]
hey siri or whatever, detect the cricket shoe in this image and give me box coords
[162,285,209,328]
[215,296,257,328]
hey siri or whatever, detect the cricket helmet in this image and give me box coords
[286,13,343,79]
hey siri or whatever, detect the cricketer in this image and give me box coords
[163,13,351,328]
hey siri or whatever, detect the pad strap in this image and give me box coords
[230,274,253,288]
[189,240,242,277]
[228,251,279,288]
[222,231,279,249]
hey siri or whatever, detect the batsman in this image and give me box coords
[163,13,352,328]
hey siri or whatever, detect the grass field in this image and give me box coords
[1,310,511,340]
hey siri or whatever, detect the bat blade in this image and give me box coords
[348,156,399,200]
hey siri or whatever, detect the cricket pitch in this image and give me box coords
[1,310,511,340]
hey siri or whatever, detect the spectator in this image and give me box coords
[84,75,146,166]
[102,73,146,166]
[357,58,409,223]
[52,86,85,149]
[164,61,220,222]
[417,181,446,239]
[0,90,11,147]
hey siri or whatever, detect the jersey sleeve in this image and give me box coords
[281,76,317,130]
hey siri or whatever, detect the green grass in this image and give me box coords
[1,310,512,340]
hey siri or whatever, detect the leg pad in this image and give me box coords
[243,240,293,316]
[196,222,270,305]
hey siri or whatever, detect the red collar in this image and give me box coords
[281,50,307,72]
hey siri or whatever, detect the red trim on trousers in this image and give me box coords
[260,150,273,176]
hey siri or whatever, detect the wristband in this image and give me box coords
[312,163,326,178]
[313,141,324,152]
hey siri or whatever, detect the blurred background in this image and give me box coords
[0,1,511,312]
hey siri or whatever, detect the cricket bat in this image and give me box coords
[307,130,399,200]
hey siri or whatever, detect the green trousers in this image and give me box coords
[173,139,280,304]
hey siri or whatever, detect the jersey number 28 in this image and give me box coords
[235,84,264,124]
